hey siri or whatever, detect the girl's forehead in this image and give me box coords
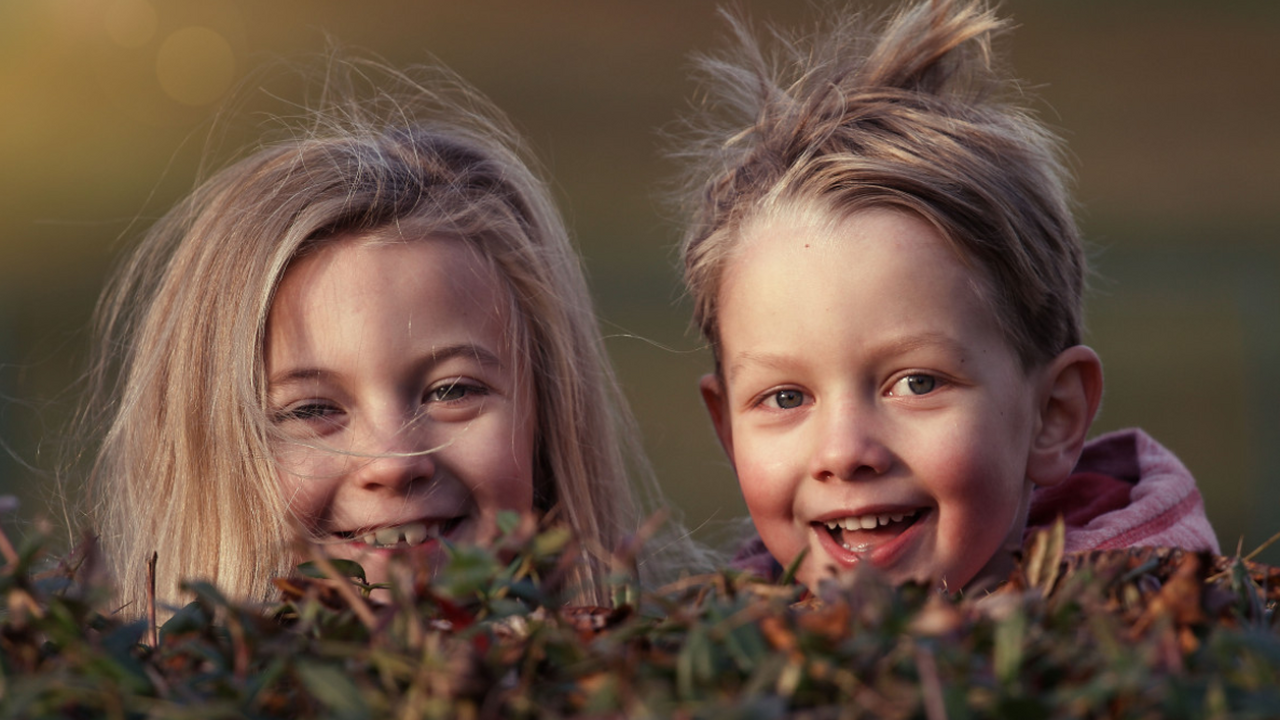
[265,234,525,376]
[269,234,511,335]
[289,231,493,284]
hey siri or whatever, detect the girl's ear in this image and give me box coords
[699,373,736,468]
[1027,345,1104,488]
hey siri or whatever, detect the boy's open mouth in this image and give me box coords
[334,516,466,550]
[816,509,924,552]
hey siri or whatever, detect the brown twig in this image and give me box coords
[1243,529,1280,564]
[0,524,20,568]
[915,644,949,720]
[147,552,158,648]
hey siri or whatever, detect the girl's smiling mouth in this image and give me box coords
[333,516,467,550]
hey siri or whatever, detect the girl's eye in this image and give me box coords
[890,374,938,396]
[428,381,487,403]
[275,401,341,424]
[766,389,806,410]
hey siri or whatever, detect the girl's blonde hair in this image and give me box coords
[83,59,654,612]
[676,0,1084,369]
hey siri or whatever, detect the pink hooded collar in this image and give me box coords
[1025,428,1220,554]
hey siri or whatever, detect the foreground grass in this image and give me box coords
[0,518,1277,719]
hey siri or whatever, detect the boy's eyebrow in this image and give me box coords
[725,350,795,381]
[266,343,504,387]
[725,332,971,381]
[871,333,972,360]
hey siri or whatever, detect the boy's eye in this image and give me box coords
[768,389,805,409]
[890,374,937,396]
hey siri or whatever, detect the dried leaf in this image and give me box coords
[1023,516,1066,594]
[759,615,798,653]
[909,594,965,637]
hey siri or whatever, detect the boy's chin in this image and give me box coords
[800,549,1017,595]
[960,546,1020,594]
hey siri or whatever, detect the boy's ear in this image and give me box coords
[699,373,736,467]
[1027,345,1104,488]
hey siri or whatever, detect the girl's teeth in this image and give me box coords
[402,523,428,546]
[359,521,434,548]
[375,526,402,546]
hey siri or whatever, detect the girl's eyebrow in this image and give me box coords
[425,343,504,367]
[267,343,504,387]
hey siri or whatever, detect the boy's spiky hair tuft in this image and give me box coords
[676,0,1084,369]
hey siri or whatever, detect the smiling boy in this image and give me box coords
[676,0,1219,591]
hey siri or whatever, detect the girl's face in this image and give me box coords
[264,233,536,589]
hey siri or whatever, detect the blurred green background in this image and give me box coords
[1,0,1277,564]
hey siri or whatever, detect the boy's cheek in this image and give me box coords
[735,455,805,553]
[731,424,804,504]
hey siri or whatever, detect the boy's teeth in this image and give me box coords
[824,509,919,533]
[359,521,435,548]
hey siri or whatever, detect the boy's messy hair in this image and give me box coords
[676,0,1084,369]
[80,57,664,613]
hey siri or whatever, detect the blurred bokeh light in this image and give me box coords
[1,0,1277,564]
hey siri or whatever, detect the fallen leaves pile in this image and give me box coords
[0,517,1277,719]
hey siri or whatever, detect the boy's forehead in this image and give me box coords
[739,202,965,270]
[740,200,844,246]
[719,205,1022,372]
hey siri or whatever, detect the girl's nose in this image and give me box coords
[808,403,892,481]
[349,423,436,493]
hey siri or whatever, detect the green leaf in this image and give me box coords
[159,600,212,639]
[779,547,808,586]
[495,510,522,536]
[296,660,371,720]
[994,605,1027,686]
[532,526,573,558]
[296,559,368,583]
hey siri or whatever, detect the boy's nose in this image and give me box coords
[808,404,892,481]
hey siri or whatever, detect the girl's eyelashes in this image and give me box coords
[273,400,343,425]
[426,379,489,405]
[887,373,941,396]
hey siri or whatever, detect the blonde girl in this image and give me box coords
[81,59,665,614]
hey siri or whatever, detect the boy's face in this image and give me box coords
[703,205,1046,590]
